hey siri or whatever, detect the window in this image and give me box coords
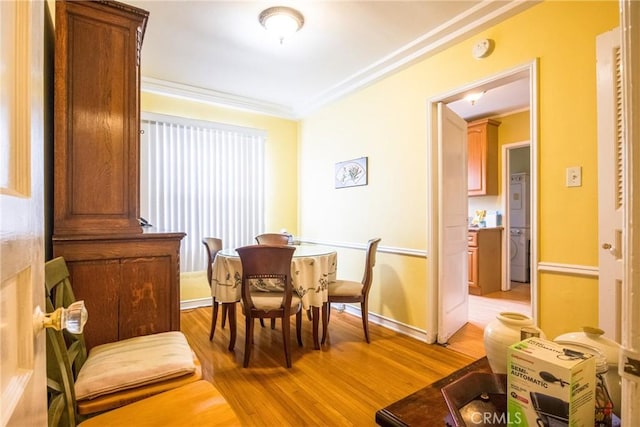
[140,113,266,272]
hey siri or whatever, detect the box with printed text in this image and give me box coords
[507,337,596,426]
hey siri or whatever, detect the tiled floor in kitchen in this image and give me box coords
[445,282,531,359]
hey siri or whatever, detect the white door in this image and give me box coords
[596,27,623,342]
[0,1,47,425]
[437,103,469,344]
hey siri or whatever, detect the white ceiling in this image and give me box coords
[129,0,535,119]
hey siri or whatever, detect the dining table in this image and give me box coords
[210,244,338,350]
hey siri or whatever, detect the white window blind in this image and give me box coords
[140,112,266,272]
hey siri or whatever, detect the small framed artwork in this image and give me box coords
[335,156,368,189]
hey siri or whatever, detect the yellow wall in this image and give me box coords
[298,1,617,338]
[141,94,299,234]
[497,110,530,194]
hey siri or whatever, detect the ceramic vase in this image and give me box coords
[483,312,545,374]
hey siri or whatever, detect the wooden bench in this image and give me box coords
[79,381,240,426]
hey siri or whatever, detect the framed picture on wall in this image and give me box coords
[335,157,368,189]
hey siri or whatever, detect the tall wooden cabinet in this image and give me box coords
[53,0,184,349]
[468,118,500,196]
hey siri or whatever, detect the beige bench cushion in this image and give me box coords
[75,331,196,400]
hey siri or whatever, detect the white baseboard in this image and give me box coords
[341,304,430,343]
[180,297,212,310]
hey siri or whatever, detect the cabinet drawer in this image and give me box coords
[468,231,478,247]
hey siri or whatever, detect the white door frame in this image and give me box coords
[426,59,539,342]
[620,0,640,421]
[501,140,531,292]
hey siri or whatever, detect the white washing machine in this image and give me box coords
[510,227,530,282]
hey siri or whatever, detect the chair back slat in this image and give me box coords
[45,257,77,309]
[361,238,382,295]
[45,257,88,377]
[46,296,78,426]
[202,237,223,286]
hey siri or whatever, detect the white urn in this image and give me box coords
[483,312,546,374]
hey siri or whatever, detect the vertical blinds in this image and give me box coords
[140,113,266,272]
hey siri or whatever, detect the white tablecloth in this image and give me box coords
[211,245,337,309]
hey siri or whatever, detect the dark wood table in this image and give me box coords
[375,357,491,426]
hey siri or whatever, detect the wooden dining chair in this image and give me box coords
[255,232,289,245]
[201,237,228,340]
[45,257,202,417]
[322,238,382,344]
[236,245,303,368]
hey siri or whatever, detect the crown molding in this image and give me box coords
[142,0,539,120]
[295,0,539,117]
[141,77,298,119]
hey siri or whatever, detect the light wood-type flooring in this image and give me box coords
[180,307,475,426]
[179,283,529,425]
[446,282,532,359]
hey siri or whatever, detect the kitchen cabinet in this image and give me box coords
[468,228,502,295]
[53,0,184,349]
[468,118,500,196]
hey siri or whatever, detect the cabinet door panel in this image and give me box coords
[467,119,500,196]
[119,256,171,339]
[468,248,478,286]
[467,126,484,193]
[66,260,120,349]
[69,16,128,215]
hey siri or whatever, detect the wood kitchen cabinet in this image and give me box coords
[468,118,501,196]
[53,1,184,349]
[468,228,502,295]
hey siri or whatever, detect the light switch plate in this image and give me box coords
[566,166,582,187]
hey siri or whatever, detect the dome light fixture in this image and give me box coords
[464,91,486,106]
[259,6,304,44]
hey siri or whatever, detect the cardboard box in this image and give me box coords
[507,337,596,426]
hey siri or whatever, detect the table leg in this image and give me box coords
[227,303,237,352]
[311,306,320,350]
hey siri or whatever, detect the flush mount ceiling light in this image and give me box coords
[259,6,304,44]
[464,91,486,106]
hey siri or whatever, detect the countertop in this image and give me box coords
[468,226,503,231]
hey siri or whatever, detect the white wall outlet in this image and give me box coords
[566,166,582,187]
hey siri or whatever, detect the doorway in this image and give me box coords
[425,60,539,351]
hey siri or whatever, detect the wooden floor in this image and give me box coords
[180,307,476,426]
[446,282,531,359]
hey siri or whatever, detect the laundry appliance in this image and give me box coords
[509,173,530,228]
[510,227,530,282]
[510,173,530,282]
